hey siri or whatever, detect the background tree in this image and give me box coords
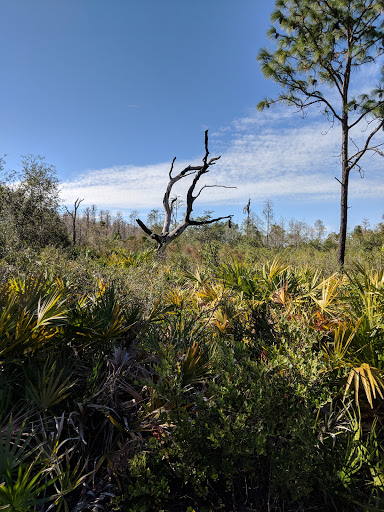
[258,0,384,266]
[241,210,264,246]
[270,222,286,248]
[83,206,91,240]
[313,219,326,243]
[129,210,139,236]
[146,209,164,232]
[362,217,371,233]
[170,196,183,229]
[0,158,19,254]
[0,155,68,251]
[113,211,125,239]
[262,199,274,246]
[287,218,310,247]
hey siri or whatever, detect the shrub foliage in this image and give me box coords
[0,247,384,511]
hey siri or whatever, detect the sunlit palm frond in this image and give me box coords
[195,282,221,305]
[323,320,362,361]
[181,265,211,288]
[211,308,230,334]
[163,286,193,312]
[178,341,214,387]
[262,256,289,282]
[323,319,384,408]
[309,274,342,315]
[35,290,67,328]
[0,278,68,361]
[344,364,384,409]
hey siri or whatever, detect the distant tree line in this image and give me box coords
[180,204,384,253]
[62,203,142,246]
[0,156,383,257]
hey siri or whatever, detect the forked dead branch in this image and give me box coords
[136,130,235,256]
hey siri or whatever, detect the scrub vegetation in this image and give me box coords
[1,211,384,511]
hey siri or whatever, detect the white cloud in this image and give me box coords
[61,108,384,214]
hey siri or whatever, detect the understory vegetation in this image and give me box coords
[1,238,384,511]
[2,140,384,511]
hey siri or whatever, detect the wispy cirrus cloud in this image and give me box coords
[61,107,384,216]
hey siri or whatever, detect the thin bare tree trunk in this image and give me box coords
[65,198,84,246]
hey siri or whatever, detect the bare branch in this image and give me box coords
[349,103,384,129]
[348,120,384,170]
[136,218,153,237]
[194,184,237,201]
[189,214,233,226]
[169,157,176,179]
[136,130,233,257]
[368,147,384,157]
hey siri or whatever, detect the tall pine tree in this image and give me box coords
[258,0,384,266]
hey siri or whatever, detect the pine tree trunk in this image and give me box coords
[337,118,349,268]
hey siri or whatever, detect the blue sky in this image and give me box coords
[1,0,383,233]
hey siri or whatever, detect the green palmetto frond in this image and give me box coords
[26,362,75,413]
[219,258,253,286]
[0,418,36,480]
[181,265,211,288]
[219,259,261,301]
[0,459,57,512]
[337,410,384,493]
[178,341,214,388]
[0,278,68,362]
[50,452,92,512]
[68,282,129,348]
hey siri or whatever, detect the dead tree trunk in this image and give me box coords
[65,198,84,246]
[136,130,234,257]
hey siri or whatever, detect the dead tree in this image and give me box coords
[243,198,251,238]
[65,198,84,246]
[136,130,235,257]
